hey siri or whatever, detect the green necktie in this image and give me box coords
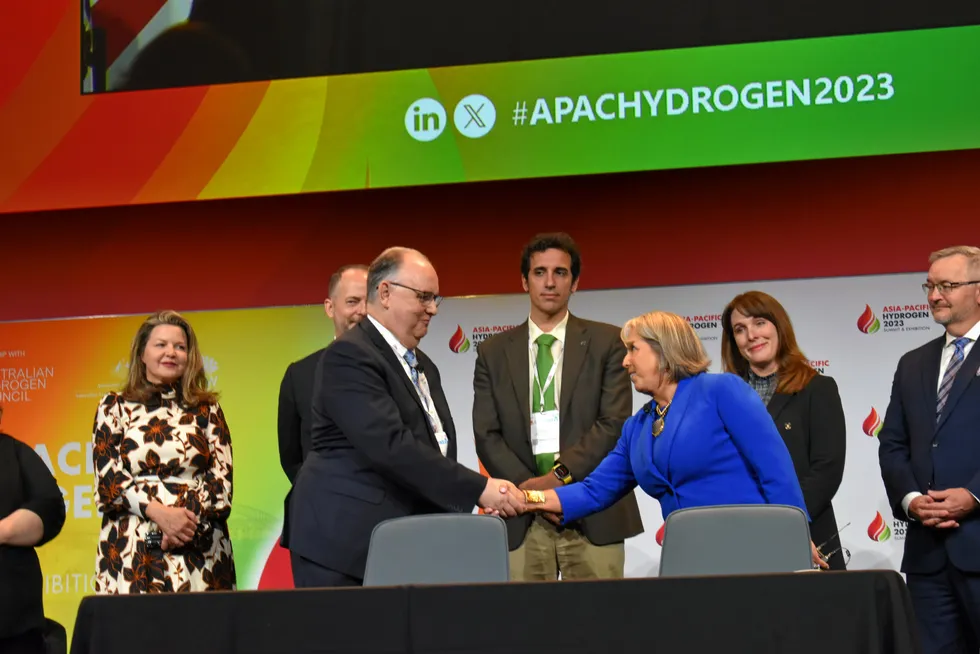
[533,333,558,475]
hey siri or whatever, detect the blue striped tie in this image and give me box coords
[937,337,970,421]
[403,350,433,416]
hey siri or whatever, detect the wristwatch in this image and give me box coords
[552,461,572,485]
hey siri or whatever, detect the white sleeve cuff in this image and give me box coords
[902,491,923,521]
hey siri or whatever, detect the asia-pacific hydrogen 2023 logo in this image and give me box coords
[862,407,883,437]
[867,511,892,542]
[449,325,471,353]
[857,302,932,334]
[857,305,881,334]
[448,323,521,353]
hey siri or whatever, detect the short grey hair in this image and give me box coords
[328,264,368,299]
[930,245,980,276]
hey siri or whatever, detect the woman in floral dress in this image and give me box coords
[93,310,235,593]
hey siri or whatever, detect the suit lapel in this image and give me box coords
[559,315,588,436]
[659,376,697,479]
[766,393,793,423]
[937,337,980,432]
[920,336,944,435]
[505,323,532,442]
[922,336,944,425]
[360,320,437,444]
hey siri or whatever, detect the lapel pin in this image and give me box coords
[784,422,792,430]
[580,340,587,346]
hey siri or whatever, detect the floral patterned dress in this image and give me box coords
[92,385,236,593]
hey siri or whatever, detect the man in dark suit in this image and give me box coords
[278,264,368,484]
[276,265,367,575]
[288,247,525,587]
[473,233,642,581]
[879,245,980,654]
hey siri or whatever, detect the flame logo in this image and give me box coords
[448,325,471,353]
[655,522,665,546]
[862,407,883,437]
[857,304,881,334]
[867,511,891,542]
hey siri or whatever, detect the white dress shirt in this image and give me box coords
[901,319,980,519]
[367,315,447,455]
[528,311,569,412]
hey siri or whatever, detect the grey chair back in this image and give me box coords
[659,504,812,577]
[363,513,509,586]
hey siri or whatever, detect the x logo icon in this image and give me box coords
[463,103,486,129]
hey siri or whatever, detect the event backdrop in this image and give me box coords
[0,271,941,637]
[4,7,980,214]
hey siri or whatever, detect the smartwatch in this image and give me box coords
[552,461,572,485]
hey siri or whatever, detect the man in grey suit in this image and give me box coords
[473,232,643,580]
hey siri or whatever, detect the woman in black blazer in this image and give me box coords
[722,291,848,570]
[0,406,66,654]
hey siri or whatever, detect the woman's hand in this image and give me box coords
[521,489,564,515]
[146,503,198,548]
[811,540,830,570]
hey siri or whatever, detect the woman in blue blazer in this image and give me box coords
[523,310,827,568]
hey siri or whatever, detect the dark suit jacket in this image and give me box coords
[879,334,980,574]
[276,347,324,549]
[287,318,488,579]
[278,348,323,484]
[473,314,643,550]
[766,375,847,570]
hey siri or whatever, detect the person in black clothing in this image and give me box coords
[721,291,848,570]
[278,264,367,577]
[0,405,66,654]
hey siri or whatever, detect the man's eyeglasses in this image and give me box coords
[922,281,980,295]
[388,281,443,307]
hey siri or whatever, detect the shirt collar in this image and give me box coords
[529,310,570,345]
[368,314,410,359]
[746,368,778,383]
[946,319,980,347]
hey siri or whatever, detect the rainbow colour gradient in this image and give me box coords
[2,6,980,214]
[0,307,329,637]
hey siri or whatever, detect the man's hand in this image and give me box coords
[519,473,561,492]
[478,479,526,518]
[541,512,563,526]
[909,494,958,528]
[925,488,979,526]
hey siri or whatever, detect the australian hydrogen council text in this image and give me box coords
[510,73,895,126]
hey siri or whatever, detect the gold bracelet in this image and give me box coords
[523,490,546,504]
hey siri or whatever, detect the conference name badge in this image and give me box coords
[435,430,449,456]
[530,410,560,455]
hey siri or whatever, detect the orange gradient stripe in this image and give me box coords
[0,3,66,108]
[133,82,272,204]
[0,7,91,206]
[6,87,209,211]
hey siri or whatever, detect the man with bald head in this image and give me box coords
[287,247,524,587]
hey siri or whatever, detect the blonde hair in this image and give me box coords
[621,311,711,381]
[930,245,980,276]
[121,310,217,407]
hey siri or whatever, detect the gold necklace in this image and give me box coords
[652,401,672,437]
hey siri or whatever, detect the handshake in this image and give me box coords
[477,478,563,523]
